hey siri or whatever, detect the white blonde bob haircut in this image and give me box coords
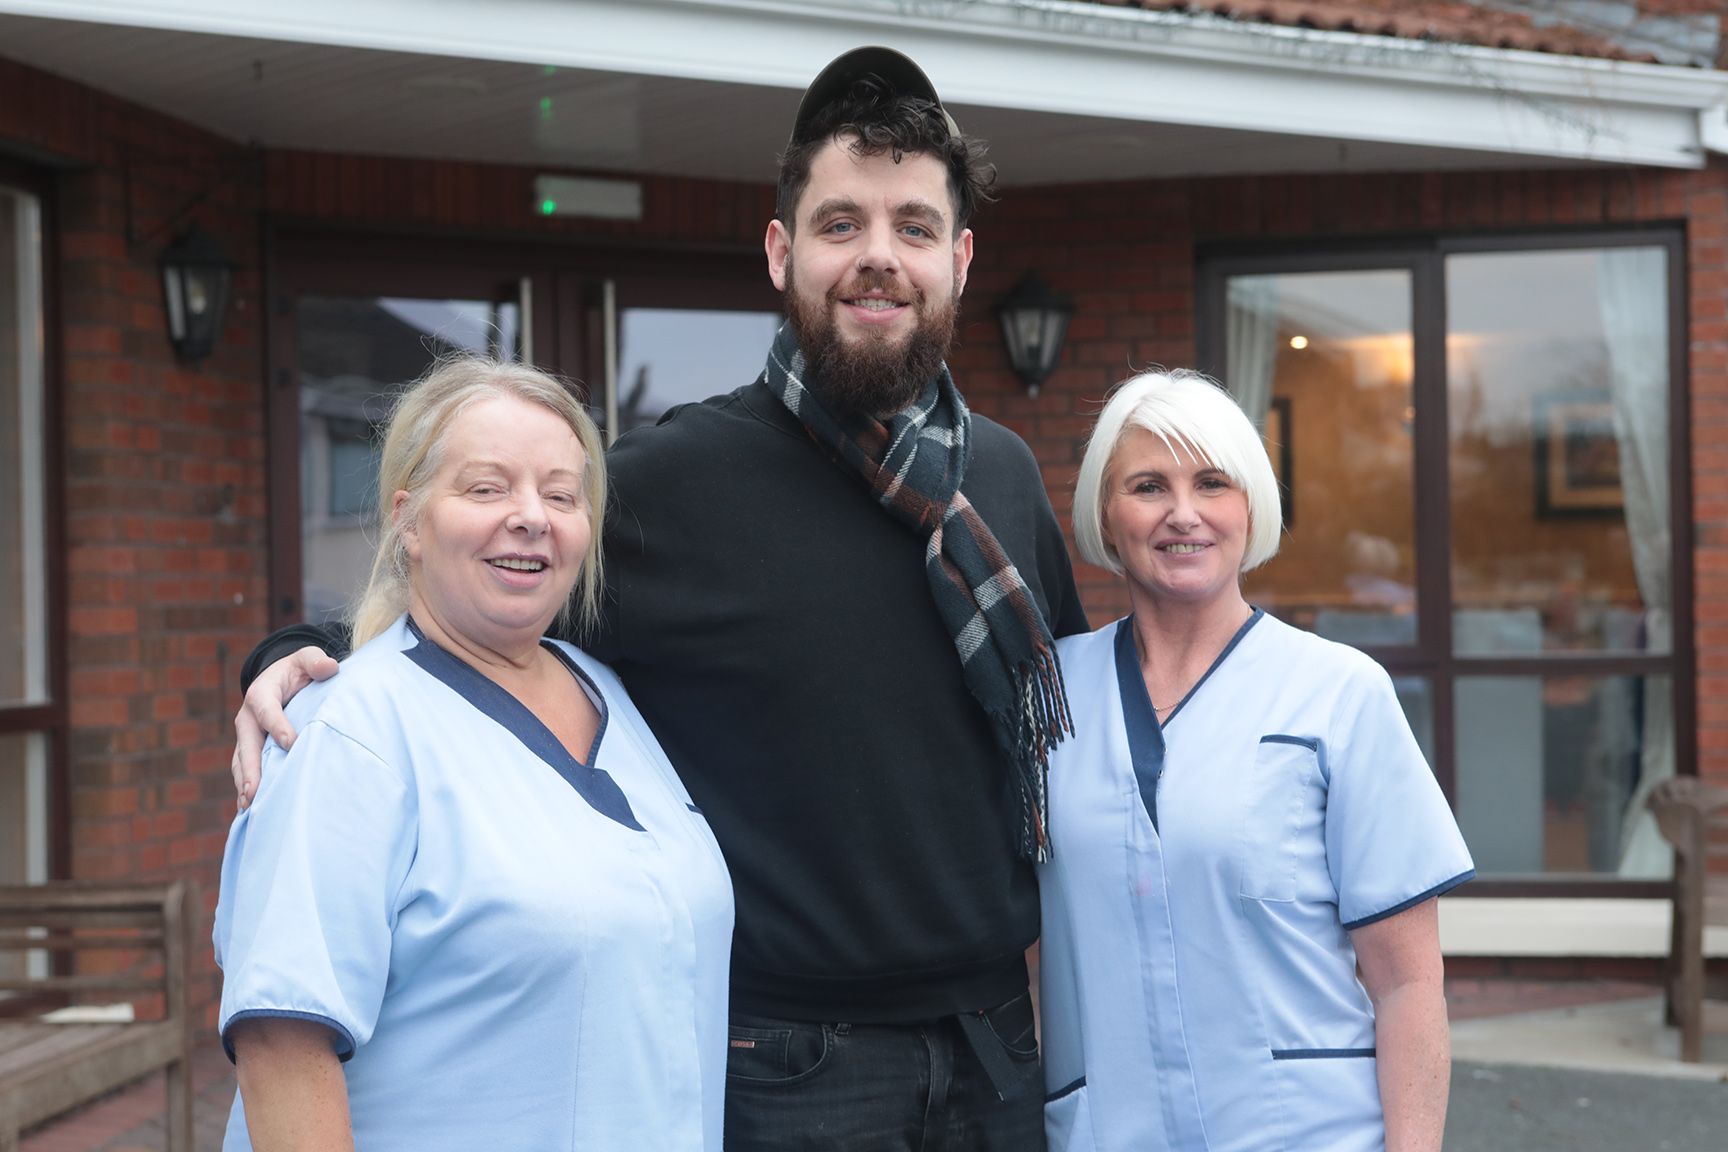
[1073,369,1283,576]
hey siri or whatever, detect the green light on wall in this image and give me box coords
[539,96,553,121]
[532,175,642,220]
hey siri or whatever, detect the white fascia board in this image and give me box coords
[6,0,1728,168]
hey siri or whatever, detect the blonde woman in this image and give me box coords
[213,358,732,1151]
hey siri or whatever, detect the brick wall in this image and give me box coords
[2,57,270,1018]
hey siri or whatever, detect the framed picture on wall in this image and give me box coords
[1263,395,1294,528]
[1534,393,1623,518]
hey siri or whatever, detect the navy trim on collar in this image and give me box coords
[1168,606,1264,723]
[402,618,643,831]
[1113,617,1166,833]
[1112,608,1264,832]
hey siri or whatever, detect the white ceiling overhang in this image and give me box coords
[3,0,1727,184]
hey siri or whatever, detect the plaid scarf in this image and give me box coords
[765,323,1071,861]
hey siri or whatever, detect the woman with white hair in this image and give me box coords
[1037,370,1472,1152]
[212,357,732,1151]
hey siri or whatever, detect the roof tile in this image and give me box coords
[1106,1,1726,65]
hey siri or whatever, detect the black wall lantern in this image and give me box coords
[160,226,233,364]
[995,272,1074,397]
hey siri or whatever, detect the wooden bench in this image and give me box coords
[0,881,194,1152]
[1648,777,1728,1063]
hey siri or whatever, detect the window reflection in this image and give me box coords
[0,186,45,706]
[1446,248,1668,656]
[1231,270,1417,641]
[1455,673,1669,877]
[296,296,521,625]
[615,309,781,434]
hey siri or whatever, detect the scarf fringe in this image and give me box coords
[999,644,1073,863]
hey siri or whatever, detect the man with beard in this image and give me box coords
[231,47,1087,1151]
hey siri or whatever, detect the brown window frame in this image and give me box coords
[1197,227,1692,899]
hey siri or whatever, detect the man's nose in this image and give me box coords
[856,224,901,275]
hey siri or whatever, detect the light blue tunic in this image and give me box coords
[1039,611,1473,1152]
[213,616,733,1151]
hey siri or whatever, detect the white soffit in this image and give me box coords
[2,0,1727,175]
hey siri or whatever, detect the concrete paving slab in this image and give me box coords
[1451,995,1728,1081]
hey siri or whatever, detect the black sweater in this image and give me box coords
[246,378,1087,1022]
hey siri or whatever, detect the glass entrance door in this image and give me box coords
[294,293,523,625]
[611,306,780,438]
[268,238,778,628]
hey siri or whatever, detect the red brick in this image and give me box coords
[164,719,205,749]
[68,604,139,636]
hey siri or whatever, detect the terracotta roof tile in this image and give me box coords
[1090,1,1726,66]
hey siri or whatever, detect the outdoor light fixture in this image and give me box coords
[996,272,1073,397]
[160,226,232,364]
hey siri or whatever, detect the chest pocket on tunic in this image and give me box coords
[1237,735,1322,903]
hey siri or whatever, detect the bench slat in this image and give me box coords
[0,930,163,950]
[0,976,163,994]
[0,1024,128,1080]
[0,885,175,912]
[0,1021,182,1132]
[0,911,162,932]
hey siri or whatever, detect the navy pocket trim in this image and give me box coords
[1343,867,1477,930]
[1047,1075,1086,1103]
[1260,734,1319,751]
[1271,1047,1376,1060]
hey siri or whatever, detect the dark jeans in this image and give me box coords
[724,991,1046,1152]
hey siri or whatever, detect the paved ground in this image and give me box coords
[19,979,1728,1151]
[1448,1061,1728,1152]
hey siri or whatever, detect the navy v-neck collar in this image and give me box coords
[402,617,643,831]
[1113,608,1264,832]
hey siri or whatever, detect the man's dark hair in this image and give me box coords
[776,75,997,236]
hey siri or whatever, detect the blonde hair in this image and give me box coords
[349,356,607,647]
[1073,369,1282,576]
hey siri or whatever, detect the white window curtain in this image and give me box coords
[1595,247,1673,878]
[1225,277,1279,428]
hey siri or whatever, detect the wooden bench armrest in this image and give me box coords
[1647,778,1728,862]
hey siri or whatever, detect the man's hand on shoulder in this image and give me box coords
[232,647,341,810]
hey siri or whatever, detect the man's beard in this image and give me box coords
[785,266,958,419]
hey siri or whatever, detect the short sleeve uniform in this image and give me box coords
[213,616,733,1151]
[1038,611,1473,1152]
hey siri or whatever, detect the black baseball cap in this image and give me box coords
[790,46,962,146]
